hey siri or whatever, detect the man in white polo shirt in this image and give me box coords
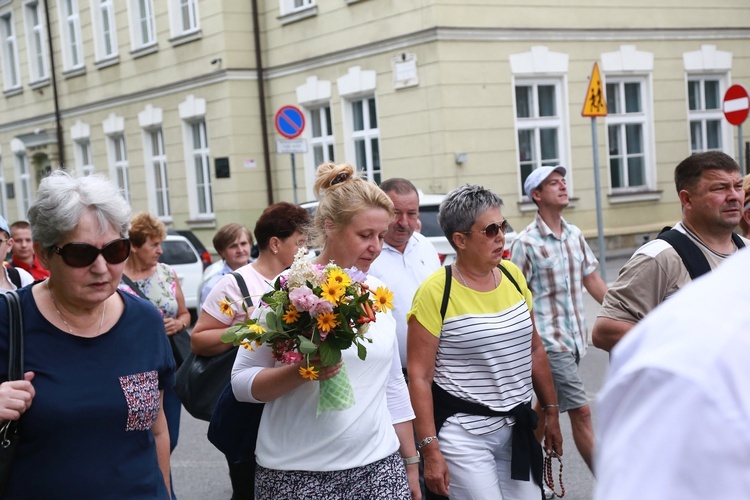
[369,178,441,373]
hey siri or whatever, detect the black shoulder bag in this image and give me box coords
[121,273,192,369]
[174,272,253,421]
[0,291,24,496]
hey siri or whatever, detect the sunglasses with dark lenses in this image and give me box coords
[52,238,131,268]
[461,220,509,238]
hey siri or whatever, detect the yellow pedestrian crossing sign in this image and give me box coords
[582,62,607,117]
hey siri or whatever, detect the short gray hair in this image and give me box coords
[28,170,131,253]
[438,184,503,250]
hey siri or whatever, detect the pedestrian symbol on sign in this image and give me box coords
[582,63,607,117]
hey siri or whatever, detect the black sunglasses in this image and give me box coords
[461,220,508,238]
[52,238,131,268]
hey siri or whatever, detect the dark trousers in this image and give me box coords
[228,459,256,500]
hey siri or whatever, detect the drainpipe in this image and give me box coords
[251,0,273,205]
[42,0,65,169]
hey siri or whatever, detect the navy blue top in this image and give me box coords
[0,287,175,499]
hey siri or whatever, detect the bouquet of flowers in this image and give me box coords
[220,247,393,414]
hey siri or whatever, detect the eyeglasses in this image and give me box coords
[52,238,131,268]
[461,220,508,238]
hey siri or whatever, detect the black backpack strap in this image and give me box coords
[731,232,746,249]
[230,272,253,308]
[5,266,21,289]
[657,229,711,280]
[120,274,148,300]
[440,265,452,322]
[497,262,522,296]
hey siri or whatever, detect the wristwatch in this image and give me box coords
[402,451,421,466]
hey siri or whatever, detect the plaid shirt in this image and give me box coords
[509,212,598,355]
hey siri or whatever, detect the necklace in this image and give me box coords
[46,279,107,336]
[453,262,498,289]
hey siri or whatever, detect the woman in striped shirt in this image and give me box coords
[407,184,562,500]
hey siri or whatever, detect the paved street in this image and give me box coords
[171,251,633,500]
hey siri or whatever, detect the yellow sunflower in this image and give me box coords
[282,306,301,324]
[299,365,319,380]
[218,298,234,317]
[327,267,352,288]
[248,323,266,335]
[316,312,339,333]
[372,286,394,313]
[320,279,346,304]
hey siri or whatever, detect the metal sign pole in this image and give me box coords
[591,117,607,283]
[290,153,298,204]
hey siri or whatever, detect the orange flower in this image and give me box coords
[282,306,300,324]
[299,365,319,380]
[320,279,346,304]
[218,298,234,317]
[316,312,339,333]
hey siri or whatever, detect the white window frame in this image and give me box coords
[0,11,21,91]
[509,47,571,206]
[23,0,48,84]
[58,0,83,71]
[75,139,94,176]
[169,0,199,38]
[90,0,118,63]
[297,76,333,200]
[144,127,171,220]
[513,79,567,197]
[280,0,315,16]
[179,96,213,222]
[187,120,212,217]
[128,0,156,51]
[108,135,130,203]
[686,75,731,154]
[11,139,31,218]
[0,151,7,220]
[337,67,380,184]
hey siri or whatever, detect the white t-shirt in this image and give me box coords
[595,248,750,500]
[369,232,441,368]
[0,265,34,293]
[231,274,414,471]
[201,263,271,324]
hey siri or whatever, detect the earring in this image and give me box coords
[273,250,278,255]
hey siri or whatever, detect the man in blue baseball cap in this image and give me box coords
[510,165,607,488]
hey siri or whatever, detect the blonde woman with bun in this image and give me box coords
[231,163,421,500]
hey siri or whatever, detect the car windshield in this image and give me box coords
[159,240,198,265]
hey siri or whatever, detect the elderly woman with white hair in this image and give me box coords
[0,171,174,498]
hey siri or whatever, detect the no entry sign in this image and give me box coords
[723,85,749,126]
[274,105,305,139]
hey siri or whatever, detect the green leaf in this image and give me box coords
[319,341,341,367]
[356,341,367,360]
[297,335,318,354]
[266,311,281,332]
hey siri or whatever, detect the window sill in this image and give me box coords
[62,66,86,79]
[95,56,120,70]
[130,44,158,59]
[345,0,368,3]
[169,29,202,47]
[3,87,22,98]
[607,190,663,204]
[29,78,50,91]
[186,217,216,230]
[278,5,317,26]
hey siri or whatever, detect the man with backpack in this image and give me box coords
[592,151,748,352]
[0,215,33,292]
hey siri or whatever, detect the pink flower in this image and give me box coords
[281,351,303,365]
[289,285,317,312]
[309,299,334,317]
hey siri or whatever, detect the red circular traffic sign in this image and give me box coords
[723,84,749,126]
[274,105,305,139]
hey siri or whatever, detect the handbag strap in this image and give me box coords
[121,274,148,301]
[230,272,253,308]
[5,291,23,381]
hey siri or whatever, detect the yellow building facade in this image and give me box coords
[0,0,748,251]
